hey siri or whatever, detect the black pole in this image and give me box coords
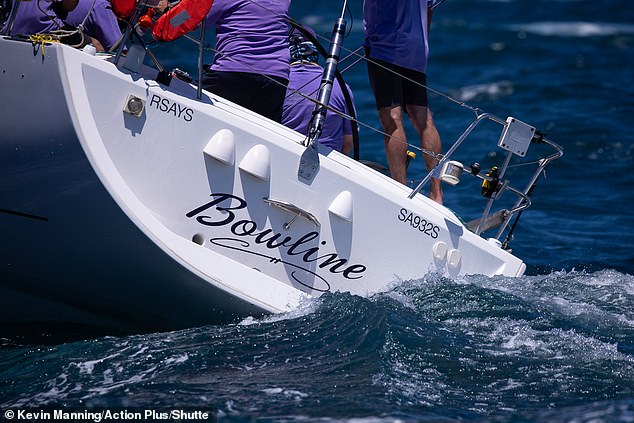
[288,19,359,161]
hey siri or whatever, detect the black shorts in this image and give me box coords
[202,70,289,123]
[366,53,428,109]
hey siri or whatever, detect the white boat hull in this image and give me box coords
[0,37,525,333]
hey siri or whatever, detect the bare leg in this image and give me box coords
[406,105,443,204]
[377,106,408,184]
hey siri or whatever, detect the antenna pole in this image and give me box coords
[298,1,348,183]
[305,17,347,148]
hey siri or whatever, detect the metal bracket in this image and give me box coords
[498,117,535,157]
[263,198,320,230]
[467,209,509,233]
[297,143,319,184]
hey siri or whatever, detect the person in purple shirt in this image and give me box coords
[65,0,122,52]
[202,0,291,123]
[364,0,443,204]
[282,27,354,154]
[1,0,78,35]
[2,0,120,52]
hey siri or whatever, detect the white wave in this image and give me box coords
[162,353,189,365]
[261,387,308,400]
[8,372,70,408]
[507,22,634,37]
[454,80,514,102]
[80,365,159,398]
[238,294,321,326]
[500,330,548,351]
[75,352,121,375]
[381,290,417,311]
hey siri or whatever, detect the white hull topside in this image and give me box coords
[0,37,525,332]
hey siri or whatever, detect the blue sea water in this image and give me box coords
[2,0,634,422]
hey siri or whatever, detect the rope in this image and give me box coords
[28,33,59,56]
[29,0,99,50]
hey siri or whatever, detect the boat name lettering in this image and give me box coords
[398,208,440,239]
[149,94,194,121]
[186,193,367,283]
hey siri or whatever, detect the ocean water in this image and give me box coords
[2,0,634,421]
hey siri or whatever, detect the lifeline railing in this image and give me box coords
[409,111,563,247]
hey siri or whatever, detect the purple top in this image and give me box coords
[282,63,354,152]
[2,0,66,35]
[66,0,122,51]
[205,0,291,80]
[363,0,433,73]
